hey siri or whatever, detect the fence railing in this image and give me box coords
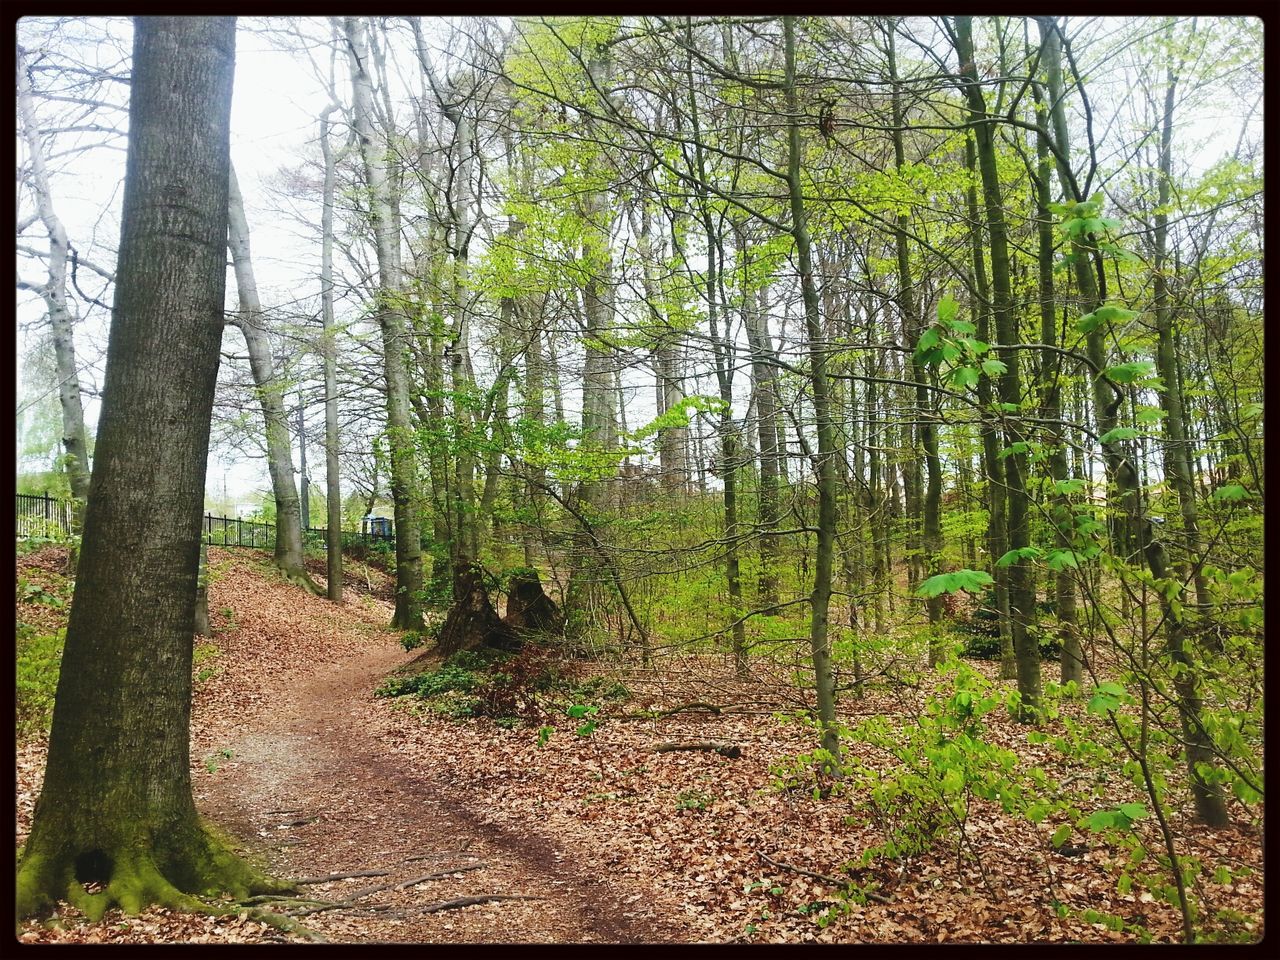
[15,492,75,539]
[15,493,392,550]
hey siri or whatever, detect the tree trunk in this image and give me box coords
[345,16,424,630]
[1028,85,1081,686]
[320,103,344,602]
[1148,40,1228,827]
[956,16,1040,720]
[227,165,319,593]
[965,135,1015,681]
[16,45,93,539]
[886,27,944,661]
[742,246,783,610]
[785,16,840,763]
[17,17,286,920]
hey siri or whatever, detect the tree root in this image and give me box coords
[294,869,391,885]
[16,821,295,923]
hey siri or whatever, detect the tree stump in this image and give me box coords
[503,569,563,637]
[436,562,517,655]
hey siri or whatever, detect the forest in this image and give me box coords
[14,15,1264,944]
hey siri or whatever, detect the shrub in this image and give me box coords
[17,624,64,737]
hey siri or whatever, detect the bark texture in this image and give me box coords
[17,16,287,920]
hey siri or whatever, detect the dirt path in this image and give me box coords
[194,611,688,943]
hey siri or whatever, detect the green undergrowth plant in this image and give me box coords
[374,645,630,728]
[17,623,64,738]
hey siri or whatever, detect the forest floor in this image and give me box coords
[16,546,1264,944]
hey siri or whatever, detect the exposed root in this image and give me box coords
[16,821,295,923]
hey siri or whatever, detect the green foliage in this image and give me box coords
[676,789,715,811]
[845,661,1031,866]
[16,624,63,737]
[916,569,993,599]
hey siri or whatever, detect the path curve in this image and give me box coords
[195,623,688,943]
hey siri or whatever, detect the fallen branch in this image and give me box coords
[756,851,892,905]
[415,895,541,915]
[394,863,488,889]
[294,869,391,885]
[653,741,742,759]
[286,863,490,917]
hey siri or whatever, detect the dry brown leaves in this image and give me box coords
[14,547,1264,944]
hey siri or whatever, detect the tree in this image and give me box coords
[227,163,320,593]
[343,16,425,630]
[17,16,286,919]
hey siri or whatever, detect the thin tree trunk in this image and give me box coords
[1029,84,1080,685]
[956,16,1040,720]
[227,165,318,593]
[1149,37,1228,827]
[16,46,93,538]
[965,135,1015,680]
[785,16,839,762]
[345,16,424,630]
[886,27,944,662]
[319,103,344,602]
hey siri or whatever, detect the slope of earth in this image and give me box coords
[16,547,688,943]
[15,545,1263,943]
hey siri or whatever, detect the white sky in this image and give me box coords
[15,16,1263,511]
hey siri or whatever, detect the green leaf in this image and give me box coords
[1086,810,1117,831]
[1099,426,1140,444]
[937,295,959,324]
[981,358,1007,377]
[998,441,1030,459]
[1049,478,1087,496]
[1076,303,1138,334]
[996,546,1043,567]
[1105,362,1156,384]
[1134,407,1167,425]
[1212,484,1249,502]
[950,366,980,390]
[917,569,994,598]
[1117,803,1148,821]
[1045,549,1081,571]
[915,326,941,356]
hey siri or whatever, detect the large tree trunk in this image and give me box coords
[226,165,319,593]
[17,17,286,920]
[956,16,1040,720]
[16,46,93,538]
[785,16,839,763]
[345,16,424,630]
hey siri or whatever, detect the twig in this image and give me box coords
[757,851,893,905]
[286,863,491,917]
[415,894,541,915]
[653,741,742,759]
[294,869,391,885]
[393,863,488,888]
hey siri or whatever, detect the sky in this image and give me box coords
[15,15,1264,513]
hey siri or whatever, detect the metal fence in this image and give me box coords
[15,492,75,539]
[16,493,393,550]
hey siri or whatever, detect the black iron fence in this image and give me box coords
[16,493,392,550]
[15,492,75,539]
